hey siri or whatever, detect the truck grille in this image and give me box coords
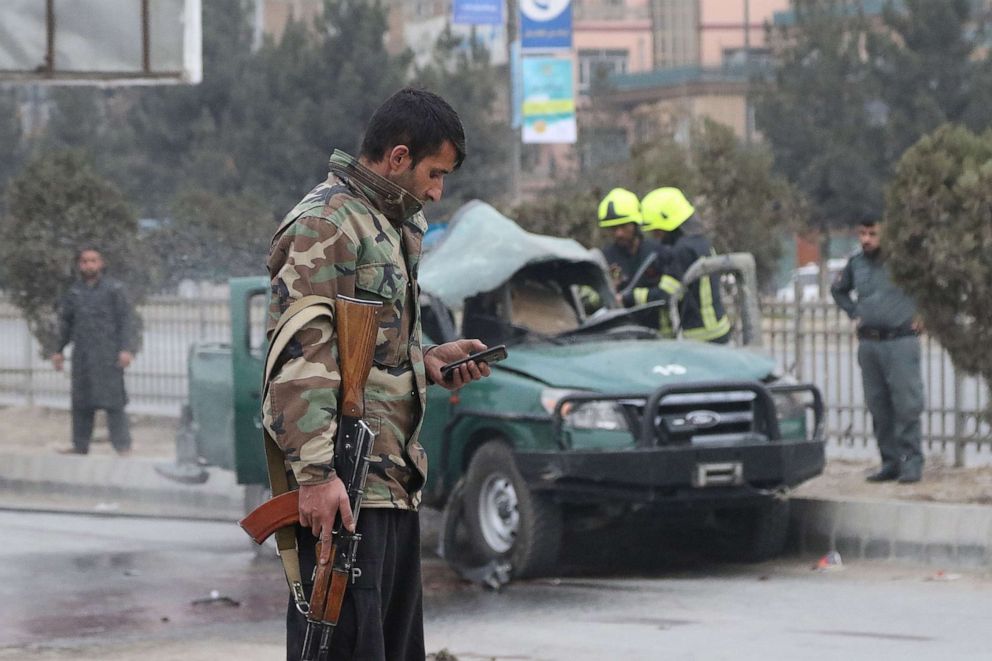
[627,390,769,446]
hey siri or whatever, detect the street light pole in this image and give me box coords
[744,0,753,144]
[507,0,521,204]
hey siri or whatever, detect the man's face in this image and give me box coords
[610,222,639,252]
[858,224,881,255]
[77,250,104,280]
[389,141,458,204]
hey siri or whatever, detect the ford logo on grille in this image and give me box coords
[685,410,721,428]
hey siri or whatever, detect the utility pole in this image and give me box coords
[743,0,753,144]
[507,0,521,205]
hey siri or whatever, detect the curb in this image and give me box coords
[791,496,992,568]
[2,453,990,569]
[0,452,244,520]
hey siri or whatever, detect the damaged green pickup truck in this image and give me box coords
[161,201,825,580]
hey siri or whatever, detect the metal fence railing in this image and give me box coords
[0,296,230,417]
[1,293,989,465]
[762,297,991,467]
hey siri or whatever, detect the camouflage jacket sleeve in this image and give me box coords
[263,213,360,486]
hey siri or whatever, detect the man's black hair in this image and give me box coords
[359,88,466,169]
[858,219,880,226]
[75,245,103,261]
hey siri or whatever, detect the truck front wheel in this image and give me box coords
[711,497,791,562]
[746,497,792,561]
[462,441,562,578]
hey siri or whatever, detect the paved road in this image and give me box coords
[2,511,991,660]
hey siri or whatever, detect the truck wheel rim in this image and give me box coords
[478,474,519,554]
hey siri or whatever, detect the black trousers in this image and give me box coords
[287,508,425,661]
[71,406,132,453]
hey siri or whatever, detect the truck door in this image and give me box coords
[229,277,270,486]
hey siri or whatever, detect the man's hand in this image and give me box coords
[118,351,133,368]
[299,477,355,566]
[50,353,64,372]
[424,339,492,390]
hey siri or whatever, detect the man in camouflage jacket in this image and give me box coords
[264,88,489,661]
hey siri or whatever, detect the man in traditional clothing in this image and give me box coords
[51,247,136,456]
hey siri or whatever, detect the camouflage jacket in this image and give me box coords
[263,150,431,510]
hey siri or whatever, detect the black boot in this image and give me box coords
[866,463,900,482]
[898,456,923,483]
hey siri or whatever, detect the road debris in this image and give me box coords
[813,550,843,571]
[191,589,240,607]
[926,570,962,581]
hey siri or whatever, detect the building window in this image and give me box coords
[578,49,629,93]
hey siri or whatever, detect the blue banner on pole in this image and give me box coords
[452,0,504,25]
[520,0,572,51]
[521,55,576,144]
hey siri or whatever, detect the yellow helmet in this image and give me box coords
[597,188,642,228]
[641,187,695,232]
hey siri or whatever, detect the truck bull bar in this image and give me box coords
[550,380,824,449]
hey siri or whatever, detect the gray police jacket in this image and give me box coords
[831,251,917,330]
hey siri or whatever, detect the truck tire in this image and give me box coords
[437,479,493,571]
[153,405,209,484]
[712,497,791,562]
[462,441,562,578]
[745,497,791,562]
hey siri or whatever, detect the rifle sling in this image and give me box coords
[262,294,337,613]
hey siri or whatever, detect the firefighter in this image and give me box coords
[640,187,731,344]
[592,188,667,332]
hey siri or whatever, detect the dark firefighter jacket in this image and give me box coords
[600,235,666,331]
[626,217,731,342]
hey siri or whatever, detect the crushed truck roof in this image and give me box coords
[419,200,600,309]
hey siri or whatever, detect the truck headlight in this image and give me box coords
[540,388,630,431]
[768,376,808,440]
[772,390,805,421]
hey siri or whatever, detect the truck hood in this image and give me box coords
[500,339,776,393]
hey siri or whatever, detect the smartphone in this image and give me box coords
[441,344,508,382]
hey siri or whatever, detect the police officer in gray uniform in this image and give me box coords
[831,219,924,483]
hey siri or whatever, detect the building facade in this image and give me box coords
[650,0,700,67]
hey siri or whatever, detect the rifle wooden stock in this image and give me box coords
[323,570,349,622]
[239,490,299,544]
[308,541,336,619]
[335,295,382,418]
